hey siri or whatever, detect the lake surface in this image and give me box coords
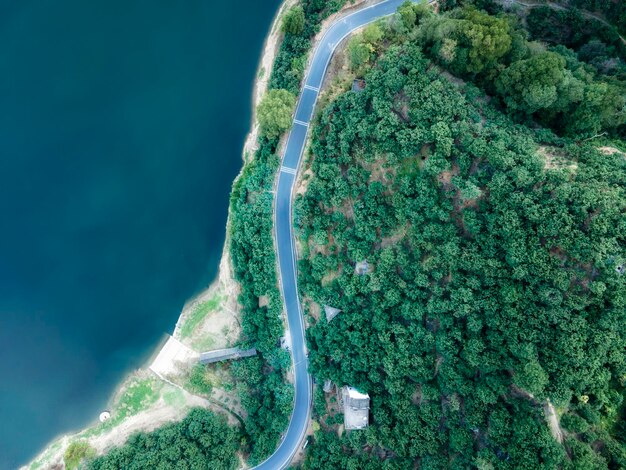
[0,0,280,467]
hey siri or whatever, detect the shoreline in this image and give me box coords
[25,3,291,468]
[27,0,375,466]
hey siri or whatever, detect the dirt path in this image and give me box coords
[544,400,564,444]
[502,0,626,44]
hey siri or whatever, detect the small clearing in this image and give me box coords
[175,245,242,352]
[597,146,625,157]
[538,145,578,173]
[544,400,564,444]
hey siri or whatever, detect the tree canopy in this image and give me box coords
[297,32,626,469]
[417,5,626,137]
[257,89,296,139]
[282,6,305,36]
[88,409,240,470]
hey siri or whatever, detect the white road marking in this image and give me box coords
[293,119,309,128]
[281,166,297,175]
[304,85,319,92]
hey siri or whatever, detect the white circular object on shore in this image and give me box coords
[99,411,111,423]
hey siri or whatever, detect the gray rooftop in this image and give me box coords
[342,386,370,430]
[198,347,257,364]
[355,260,370,275]
[324,305,342,322]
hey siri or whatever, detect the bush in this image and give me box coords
[64,441,95,470]
[257,89,296,138]
[282,6,306,35]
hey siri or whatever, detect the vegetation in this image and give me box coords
[524,6,626,79]
[348,24,384,72]
[270,0,355,94]
[88,409,239,470]
[64,441,95,470]
[282,5,306,36]
[187,363,214,396]
[569,0,626,35]
[178,294,223,339]
[257,89,296,139]
[297,10,625,468]
[414,4,626,137]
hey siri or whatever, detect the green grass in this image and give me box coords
[64,441,95,470]
[186,364,214,396]
[192,334,218,351]
[163,387,186,408]
[116,377,160,418]
[84,376,161,437]
[29,441,62,470]
[179,295,224,339]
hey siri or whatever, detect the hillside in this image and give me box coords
[297,5,626,468]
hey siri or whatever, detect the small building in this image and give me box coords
[342,386,370,430]
[198,347,257,364]
[352,79,366,92]
[355,260,370,275]
[324,305,342,322]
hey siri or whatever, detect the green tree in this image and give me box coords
[64,441,95,470]
[89,409,239,470]
[282,6,305,35]
[362,23,383,46]
[257,89,296,138]
[348,37,373,71]
[495,51,573,114]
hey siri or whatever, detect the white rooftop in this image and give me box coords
[346,386,369,399]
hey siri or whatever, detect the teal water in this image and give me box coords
[0,1,280,467]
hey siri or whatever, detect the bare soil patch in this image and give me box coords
[597,146,625,157]
[544,400,564,444]
[538,145,578,173]
[380,226,407,248]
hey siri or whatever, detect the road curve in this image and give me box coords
[253,1,419,468]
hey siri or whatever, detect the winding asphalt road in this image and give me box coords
[253,1,421,469]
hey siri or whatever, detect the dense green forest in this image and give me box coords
[568,0,626,35]
[414,4,626,137]
[298,4,625,468]
[87,409,239,469]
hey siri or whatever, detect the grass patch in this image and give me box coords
[186,364,214,396]
[191,334,218,351]
[83,376,161,437]
[163,387,185,408]
[179,294,224,339]
[114,377,160,419]
[64,441,95,470]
